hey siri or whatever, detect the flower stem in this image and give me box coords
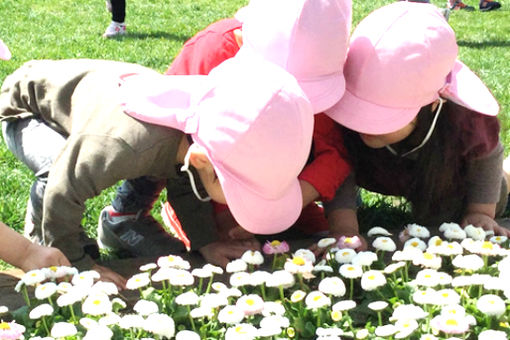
[41,316,50,336]
[22,286,31,307]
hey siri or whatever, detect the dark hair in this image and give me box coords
[343,100,468,225]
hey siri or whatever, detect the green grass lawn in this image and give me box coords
[0,0,509,268]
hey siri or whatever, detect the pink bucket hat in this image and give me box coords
[325,2,499,135]
[119,56,314,234]
[0,39,11,60]
[239,0,352,113]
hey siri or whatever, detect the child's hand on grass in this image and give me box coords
[199,239,260,268]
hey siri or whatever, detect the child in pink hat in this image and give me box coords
[0,56,313,284]
[324,2,509,243]
[101,0,353,254]
[0,40,71,272]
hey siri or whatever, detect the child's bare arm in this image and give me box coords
[0,221,70,271]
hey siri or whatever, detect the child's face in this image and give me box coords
[359,117,417,149]
[196,160,227,205]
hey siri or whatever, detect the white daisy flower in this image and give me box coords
[0,306,7,314]
[463,224,486,241]
[57,287,86,307]
[436,289,461,305]
[29,303,54,319]
[190,306,214,319]
[226,259,248,273]
[318,277,346,297]
[218,305,245,324]
[169,269,194,286]
[436,271,453,286]
[236,294,265,316]
[262,301,285,316]
[368,301,388,311]
[420,334,438,340]
[175,291,199,306]
[361,270,386,291]
[259,315,289,334]
[334,248,357,264]
[249,270,272,286]
[203,263,224,275]
[224,323,257,340]
[305,290,331,310]
[284,255,314,275]
[143,313,175,339]
[395,318,418,339]
[436,241,463,256]
[126,273,151,290]
[427,235,444,249]
[90,281,118,296]
[191,268,213,278]
[176,330,201,340]
[99,313,121,327]
[119,314,145,329]
[230,271,251,288]
[80,317,99,330]
[57,281,73,294]
[200,293,228,309]
[415,269,440,287]
[133,300,158,316]
[440,304,465,319]
[478,329,508,340]
[212,281,228,292]
[383,262,406,274]
[390,304,427,321]
[452,254,484,271]
[356,329,370,339]
[290,290,306,303]
[317,237,337,248]
[406,223,430,239]
[412,288,439,305]
[412,251,442,269]
[372,237,396,252]
[313,263,334,273]
[83,324,114,340]
[294,248,316,263]
[51,322,77,338]
[241,250,264,266]
[392,247,423,262]
[157,254,190,269]
[42,266,78,280]
[339,263,363,279]
[332,299,356,311]
[139,263,157,271]
[375,324,397,337]
[443,227,467,240]
[35,282,57,300]
[490,235,508,244]
[476,294,506,317]
[367,226,392,237]
[82,292,112,316]
[439,222,462,233]
[404,237,427,251]
[351,251,378,267]
[21,269,46,286]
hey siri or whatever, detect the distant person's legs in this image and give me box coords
[103,0,126,38]
[479,0,501,11]
[448,0,475,10]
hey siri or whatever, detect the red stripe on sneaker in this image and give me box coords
[162,202,191,250]
[108,209,136,217]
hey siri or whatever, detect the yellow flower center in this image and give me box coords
[348,266,354,271]
[424,253,434,260]
[345,237,353,244]
[446,319,458,326]
[482,241,493,249]
[93,299,101,305]
[50,266,57,272]
[331,310,342,321]
[246,299,254,306]
[435,239,442,246]
[342,251,350,256]
[368,275,375,280]
[411,241,418,247]
[271,240,281,247]
[313,295,322,302]
[292,256,305,266]
[0,322,11,330]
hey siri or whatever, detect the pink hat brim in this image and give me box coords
[299,71,346,113]
[119,73,211,132]
[0,40,11,60]
[325,87,420,135]
[214,161,303,235]
[439,60,499,116]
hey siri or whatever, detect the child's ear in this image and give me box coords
[188,144,211,169]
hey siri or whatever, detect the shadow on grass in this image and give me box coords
[109,31,191,43]
[457,40,510,48]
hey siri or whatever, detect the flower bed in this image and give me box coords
[2,223,510,339]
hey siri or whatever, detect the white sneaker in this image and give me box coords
[103,21,126,38]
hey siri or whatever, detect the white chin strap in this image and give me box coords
[386,97,445,158]
[180,148,212,202]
